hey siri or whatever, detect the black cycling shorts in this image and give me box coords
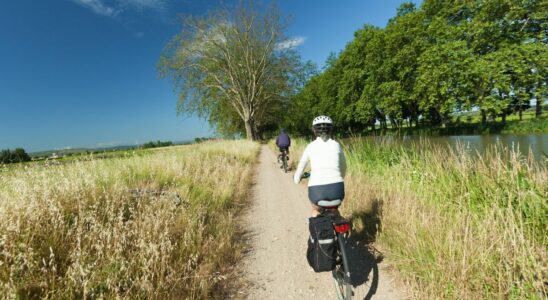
[308,182,345,207]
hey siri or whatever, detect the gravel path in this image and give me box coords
[242,145,407,299]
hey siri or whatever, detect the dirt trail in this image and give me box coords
[242,145,407,299]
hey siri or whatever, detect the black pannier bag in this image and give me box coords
[306,215,336,272]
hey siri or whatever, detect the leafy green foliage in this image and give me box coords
[285,0,547,133]
[159,2,309,140]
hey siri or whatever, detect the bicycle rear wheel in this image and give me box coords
[332,233,352,299]
[282,155,288,172]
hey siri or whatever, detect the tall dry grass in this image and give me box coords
[282,137,546,299]
[0,140,259,299]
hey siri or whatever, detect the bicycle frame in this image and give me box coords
[320,209,352,299]
[336,232,351,278]
[278,149,288,172]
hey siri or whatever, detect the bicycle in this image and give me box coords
[301,172,352,299]
[277,148,289,173]
[322,208,352,299]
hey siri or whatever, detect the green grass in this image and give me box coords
[501,117,548,134]
[457,108,539,123]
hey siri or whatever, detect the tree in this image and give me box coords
[396,2,416,17]
[0,148,31,164]
[286,74,321,135]
[13,148,31,162]
[0,149,11,164]
[381,7,426,128]
[159,2,303,140]
[355,26,388,129]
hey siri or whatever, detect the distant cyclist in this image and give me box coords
[294,116,346,217]
[275,129,291,166]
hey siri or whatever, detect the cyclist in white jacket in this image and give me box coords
[294,116,346,217]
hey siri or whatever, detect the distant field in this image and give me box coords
[0,140,259,299]
[29,146,137,159]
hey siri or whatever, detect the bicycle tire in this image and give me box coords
[332,233,352,300]
[282,155,288,173]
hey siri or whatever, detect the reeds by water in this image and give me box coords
[283,137,546,299]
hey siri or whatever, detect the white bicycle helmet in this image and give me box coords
[312,116,333,141]
[312,115,333,126]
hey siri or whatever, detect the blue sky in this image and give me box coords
[0,0,420,152]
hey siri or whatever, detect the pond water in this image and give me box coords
[366,134,547,163]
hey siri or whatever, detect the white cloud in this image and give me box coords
[119,0,165,10]
[55,146,74,150]
[97,141,123,147]
[71,0,165,17]
[276,36,306,50]
[72,0,118,16]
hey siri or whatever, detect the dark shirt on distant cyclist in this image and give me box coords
[276,133,291,148]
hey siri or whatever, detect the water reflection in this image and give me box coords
[362,134,547,163]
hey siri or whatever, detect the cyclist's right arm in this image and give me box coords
[339,144,347,178]
[293,145,311,184]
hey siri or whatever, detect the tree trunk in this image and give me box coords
[389,117,397,129]
[536,98,542,118]
[481,109,487,126]
[501,113,506,123]
[519,107,523,121]
[244,119,254,141]
[440,117,447,128]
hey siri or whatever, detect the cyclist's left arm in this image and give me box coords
[293,145,310,184]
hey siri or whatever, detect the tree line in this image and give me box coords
[141,140,174,149]
[160,0,545,139]
[284,0,546,135]
[0,148,31,164]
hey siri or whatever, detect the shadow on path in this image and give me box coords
[345,198,385,300]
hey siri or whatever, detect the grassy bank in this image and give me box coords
[281,137,546,299]
[363,116,547,136]
[0,140,259,299]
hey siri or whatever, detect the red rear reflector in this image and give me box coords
[334,223,350,233]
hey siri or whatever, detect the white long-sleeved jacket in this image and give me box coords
[293,138,346,185]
